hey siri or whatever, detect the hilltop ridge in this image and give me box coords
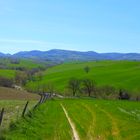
[1,49,140,62]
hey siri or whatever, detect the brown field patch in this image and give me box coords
[0,87,40,100]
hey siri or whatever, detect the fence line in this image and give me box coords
[0,108,4,126]
[22,101,29,117]
[0,93,52,127]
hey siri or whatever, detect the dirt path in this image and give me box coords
[61,104,80,140]
[96,105,121,139]
[80,103,96,139]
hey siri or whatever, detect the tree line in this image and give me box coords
[67,77,135,100]
[0,68,44,88]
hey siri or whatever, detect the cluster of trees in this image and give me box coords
[15,71,28,85]
[0,68,44,88]
[0,58,21,70]
[14,69,44,86]
[37,83,54,95]
[68,78,96,97]
[67,77,131,100]
[26,82,55,95]
[10,59,20,64]
[0,72,28,88]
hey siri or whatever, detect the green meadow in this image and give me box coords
[3,99,140,140]
[26,60,140,95]
[7,60,43,69]
[0,58,45,70]
[0,69,15,79]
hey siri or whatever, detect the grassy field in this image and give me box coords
[7,59,45,70]
[26,60,140,96]
[0,58,46,70]
[0,69,15,79]
[2,98,140,140]
[2,100,73,140]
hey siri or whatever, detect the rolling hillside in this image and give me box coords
[0,58,46,70]
[26,60,140,96]
[11,49,140,61]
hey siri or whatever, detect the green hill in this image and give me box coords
[26,60,140,96]
[0,58,46,70]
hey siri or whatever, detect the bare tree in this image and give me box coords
[15,71,28,85]
[0,76,14,87]
[35,71,43,81]
[84,66,90,73]
[82,79,95,97]
[36,82,54,95]
[68,78,81,96]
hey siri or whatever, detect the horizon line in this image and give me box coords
[0,49,140,55]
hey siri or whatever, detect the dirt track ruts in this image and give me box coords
[61,104,80,140]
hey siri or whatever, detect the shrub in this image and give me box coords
[95,85,118,99]
[119,89,130,100]
[0,76,14,87]
[84,66,90,73]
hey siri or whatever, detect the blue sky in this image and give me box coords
[0,0,140,54]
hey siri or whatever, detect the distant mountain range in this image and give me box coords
[1,49,140,62]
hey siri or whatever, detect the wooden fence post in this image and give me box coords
[42,95,47,103]
[39,94,43,104]
[33,94,50,110]
[0,108,4,126]
[33,94,43,110]
[22,101,29,117]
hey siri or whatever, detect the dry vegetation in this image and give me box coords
[0,87,39,132]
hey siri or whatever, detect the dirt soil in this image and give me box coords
[0,87,39,100]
